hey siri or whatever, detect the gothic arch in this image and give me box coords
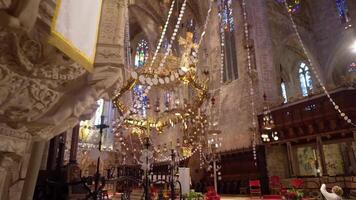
[275,34,322,98]
[324,30,355,86]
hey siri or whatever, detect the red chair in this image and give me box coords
[249,180,262,198]
[269,176,282,194]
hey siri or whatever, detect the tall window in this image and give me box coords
[280,79,288,103]
[298,62,313,97]
[133,39,149,117]
[186,19,198,43]
[219,0,238,82]
[134,39,149,68]
[94,99,104,125]
[336,0,351,24]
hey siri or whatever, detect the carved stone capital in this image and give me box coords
[0,124,31,156]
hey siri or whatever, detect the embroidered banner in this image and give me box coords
[49,0,102,71]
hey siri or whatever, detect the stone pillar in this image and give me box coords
[40,141,50,170]
[69,124,80,164]
[346,141,356,174]
[286,142,295,177]
[316,136,327,176]
[20,140,46,200]
[57,132,67,169]
[46,135,59,170]
[250,0,279,105]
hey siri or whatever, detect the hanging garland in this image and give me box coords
[242,0,258,165]
[150,0,176,68]
[158,0,188,71]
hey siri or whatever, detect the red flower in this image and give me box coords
[291,179,304,189]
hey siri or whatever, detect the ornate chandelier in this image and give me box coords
[261,94,278,142]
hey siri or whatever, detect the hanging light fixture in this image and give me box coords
[262,94,275,130]
[272,131,279,141]
[261,94,279,143]
[261,132,270,142]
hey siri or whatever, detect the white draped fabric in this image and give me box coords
[178,167,191,195]
[49,0,102,71]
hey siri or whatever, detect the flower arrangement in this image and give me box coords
[204,187,220,200]
[282,179,304,200]
[284,190,304,200]
[183,190,203,200]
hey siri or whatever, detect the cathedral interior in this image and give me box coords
[0,0,355,200]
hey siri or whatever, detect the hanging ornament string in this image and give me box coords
[197,0,214,49]
[158,0,188,71]
[283,0,356,127]
[149,0,176,68]
[242,0,258,165]
[218,1,226,84]
[128,0,187,110]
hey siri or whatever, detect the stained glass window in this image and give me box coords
[219,0,235,32]
[134,39,149,68]
[336,0,351,24]
[276,0,302,14]
[299,62,313,97]
[218,0,238,82]
[281,79,288,103]
[133,39,149,117]
[133,85,148,117]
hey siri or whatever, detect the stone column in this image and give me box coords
[286,142,295,177]
[250,0,279,104]
[346,141,356,174]
[69,124,80,164]
[316,136,327,176]
[40,141,50,170]
[46,135,59,170]
[20,140,46,200]
[57,132,67,169]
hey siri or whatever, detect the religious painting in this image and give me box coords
[296,146,317,176]
[323,143,345,176]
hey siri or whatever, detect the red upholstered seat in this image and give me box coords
[249,180,262,197]
[269,176,283,194]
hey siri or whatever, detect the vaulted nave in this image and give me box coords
[0,0,355,200]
